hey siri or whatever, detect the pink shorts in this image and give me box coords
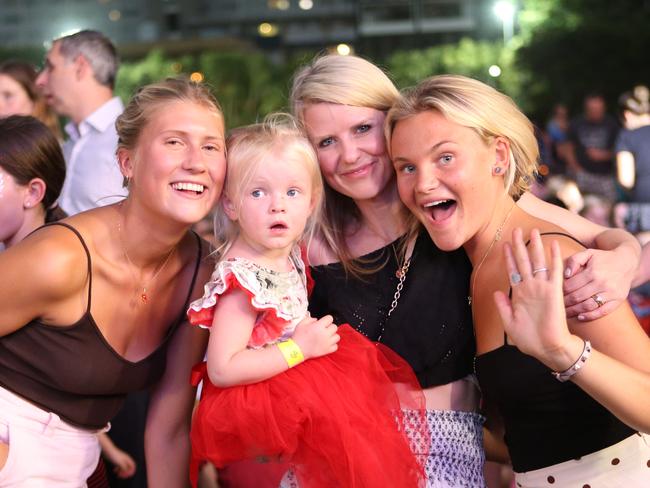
[0,386,105,487]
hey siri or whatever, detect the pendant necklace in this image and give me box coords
[467,202,516,307]
[117,216,176,305]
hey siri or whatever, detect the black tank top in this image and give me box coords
[474,232,634,472]
[309,229,475,388]
[0,223,202,430]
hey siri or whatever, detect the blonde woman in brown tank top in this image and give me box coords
[0,78,301,487]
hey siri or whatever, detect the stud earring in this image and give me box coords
[493,167,502,175]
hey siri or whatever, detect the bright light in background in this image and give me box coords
[108,9,121,21]
[58,28,82,38]
[299,0,313,9]
[190,72,204,83]
[336,43,352,56]
[258,22,279,37]
[488,64,502,77]
[493,1,515,44]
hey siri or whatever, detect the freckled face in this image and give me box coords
[302,102,394,202]
[390,110,500,251]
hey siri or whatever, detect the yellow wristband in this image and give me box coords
[277,339,305,368]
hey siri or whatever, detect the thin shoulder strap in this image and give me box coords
[182,231,203,309]
[504,231,584,344]
[41,222,93,314]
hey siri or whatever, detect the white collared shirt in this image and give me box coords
[60,96,127,215]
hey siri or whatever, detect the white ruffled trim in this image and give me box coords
[187,246,308,329]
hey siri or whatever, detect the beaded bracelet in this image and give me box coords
[551,339,592,382]
[277,339,305,368]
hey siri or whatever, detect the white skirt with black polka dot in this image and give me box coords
[514,433,650,488]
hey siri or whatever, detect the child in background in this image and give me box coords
[187,115,426,488]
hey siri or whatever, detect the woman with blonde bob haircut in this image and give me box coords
[287,53,644,487]
[387,74,650,487]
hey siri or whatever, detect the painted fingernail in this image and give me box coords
[577,314,585,321]
[564,267,572,278]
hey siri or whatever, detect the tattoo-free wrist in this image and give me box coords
[545,335,585,373]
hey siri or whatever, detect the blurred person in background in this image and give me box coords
[545,103,570,175]
[564,92,620,202]
[36,29,125,215]
[0,60,62,139]
[0,115,66,249]
[616,85,650,203]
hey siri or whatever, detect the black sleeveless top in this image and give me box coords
[474,232,634,472]
[0,223,202,430]
[309,229,475,388]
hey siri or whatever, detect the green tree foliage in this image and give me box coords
[116,49,295,129]
[386,38,525,108]
[515,0,650,121]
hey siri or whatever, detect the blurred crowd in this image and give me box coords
[533,87,650,332]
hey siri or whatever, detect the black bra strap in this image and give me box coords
[505,231,585,344]
[40,222,93,314]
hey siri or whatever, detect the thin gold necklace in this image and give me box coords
[117,216,176,305]
[468,202,516,307]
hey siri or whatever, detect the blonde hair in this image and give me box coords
[290,54,412,276]
[116,77,223,153]
[386,74,539,198]
[290,54,399,120]
[214,113,324,259]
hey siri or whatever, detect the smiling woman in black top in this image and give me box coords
[387,74,650,487]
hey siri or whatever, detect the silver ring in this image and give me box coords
[532,267,548,275]
[591,293,605,308]
[510,272,523,285]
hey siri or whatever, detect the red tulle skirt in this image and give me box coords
[190,325,426,488]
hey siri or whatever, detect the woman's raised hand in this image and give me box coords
[493,229,575,368]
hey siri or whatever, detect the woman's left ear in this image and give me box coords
[492,137,510,176]
[24,178,46,209]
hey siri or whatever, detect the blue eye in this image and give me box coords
[318,137,334,148]
[357,124,371,134]
[251,189,263,198]
[440,154,453,165]
[399,164,415,174]
[287,188,299,197]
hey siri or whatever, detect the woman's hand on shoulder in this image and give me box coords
[562,246,635,321]
[292,314,340,360]
[0,225,89,336]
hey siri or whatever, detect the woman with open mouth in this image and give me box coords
[387,74,650,488]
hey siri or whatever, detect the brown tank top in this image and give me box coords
[0,223,202,430]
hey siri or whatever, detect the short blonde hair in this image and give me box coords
[386,75,538,198]
[215,113,324,258]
